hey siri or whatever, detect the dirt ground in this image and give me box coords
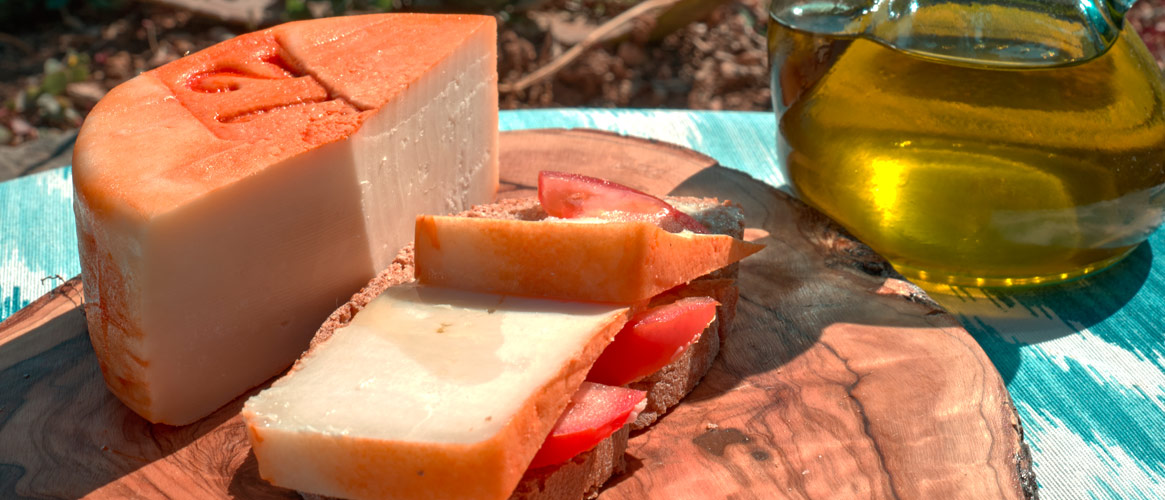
[1,0,1163,179]
[0,1,769,140]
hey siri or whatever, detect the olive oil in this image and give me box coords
[770,21,1165,286]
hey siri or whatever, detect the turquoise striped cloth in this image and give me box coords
[2,109,1162,499]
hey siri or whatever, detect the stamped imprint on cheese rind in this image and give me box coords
[153,32,363,134]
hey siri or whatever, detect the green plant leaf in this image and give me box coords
[65,51,91,83]
[284,0,311,20]
[42,72,68,96]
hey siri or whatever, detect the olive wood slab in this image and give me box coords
[0,129,1036,499]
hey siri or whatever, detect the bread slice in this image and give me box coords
[449,197,745,431]
[312,195,744,359]
[628,281,738,430]
[255,196,746,500]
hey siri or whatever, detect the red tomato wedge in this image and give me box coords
[538,171,710,233]
[529,382,647,469]
[587,296,719,387]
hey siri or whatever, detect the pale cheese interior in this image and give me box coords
[245,285,625,442]
[352,24,498,271]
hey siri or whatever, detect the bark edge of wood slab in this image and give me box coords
[0,128,1036,499]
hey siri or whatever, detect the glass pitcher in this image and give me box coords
[769,0,1165,287]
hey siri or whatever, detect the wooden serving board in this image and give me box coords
[0,129,1036,499]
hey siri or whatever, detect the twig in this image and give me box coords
[499,0,681,93]
[143,19,160,54]
[58,6,85,31]
[41,275,66,287]
[42,274,84,310]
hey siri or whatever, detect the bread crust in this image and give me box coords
[510,426,630,500]
[309,248,415,349]
[299,196,745,500]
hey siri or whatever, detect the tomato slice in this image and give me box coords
[586,296,718,387]
[537,171,709,233]
[528,382,647,469]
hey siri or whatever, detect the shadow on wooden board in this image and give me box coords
[0,282,296,499]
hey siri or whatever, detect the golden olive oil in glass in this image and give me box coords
[769,19,1165,286]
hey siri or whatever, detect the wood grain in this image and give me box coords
[0,129,1035,499]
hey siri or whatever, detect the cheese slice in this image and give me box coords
[242,284,628,500]
[72,14,499,425]
[414,216,764,303]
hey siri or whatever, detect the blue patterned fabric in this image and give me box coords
[1,166,80,318]
[1,109,1162,498]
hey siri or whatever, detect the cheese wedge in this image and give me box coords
[414,216,764,303]
[242,285,628,500]
[72,14,499,425]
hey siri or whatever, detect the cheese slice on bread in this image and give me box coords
[414,213,760,303]
[244,284,628,500]
[73,14,499,425]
